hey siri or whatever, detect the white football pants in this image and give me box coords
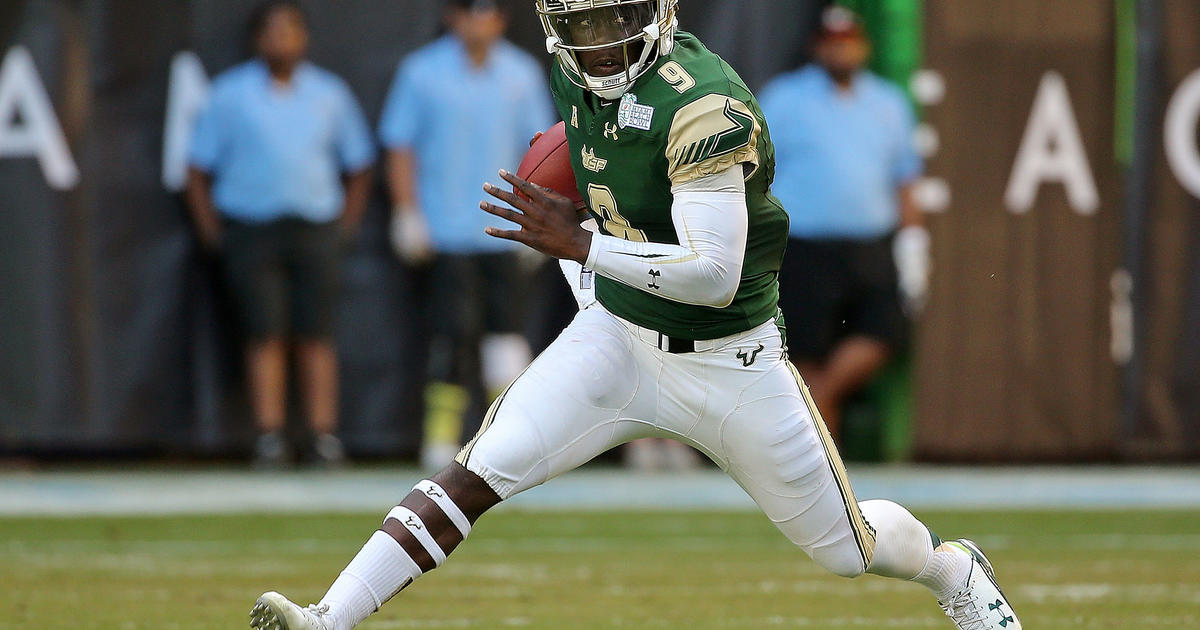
[457,303,876,577]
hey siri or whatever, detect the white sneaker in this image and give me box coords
[938,540,1021,630]
[250,591,334,630]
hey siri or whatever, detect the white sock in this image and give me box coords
[319,481,473,630]
[914,544,973,601]
[859,499,972,600]
[319,530,422,630]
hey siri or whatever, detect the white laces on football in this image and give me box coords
[940,591,986,630]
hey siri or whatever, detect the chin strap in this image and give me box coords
[586,31,660,99]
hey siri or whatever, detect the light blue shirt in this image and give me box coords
[379,36,554,253]
[189,60,375,223]
[759,65,921,239]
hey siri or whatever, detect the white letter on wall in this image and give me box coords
[0,46,79,190]
[162,51,210,191]
[1165,68,1200,201]
[1004,71,1099,215]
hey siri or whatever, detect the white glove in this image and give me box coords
[390,208,434,265]
[893,225,931,316]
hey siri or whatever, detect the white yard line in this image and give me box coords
[1018,582,1200,605]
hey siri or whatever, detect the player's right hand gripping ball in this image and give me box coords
[516,121,585,210]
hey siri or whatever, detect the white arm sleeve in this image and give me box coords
[584,166,747,308]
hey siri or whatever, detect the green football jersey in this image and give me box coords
[550,31,789,340]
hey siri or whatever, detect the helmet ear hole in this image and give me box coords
[659,14,678,55]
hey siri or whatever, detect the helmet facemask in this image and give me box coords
[538,0,678,100]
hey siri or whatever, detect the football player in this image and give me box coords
[250,2,1021,629]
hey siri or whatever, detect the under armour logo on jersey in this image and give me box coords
[647,269,661,290]
[988,600,1014,627]
[603,122,619,140]
[405,516,423,530]
[736,343,764,367]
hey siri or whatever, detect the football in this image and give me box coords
[515,121,585,209]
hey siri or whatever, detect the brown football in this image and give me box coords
[515,121,585,209]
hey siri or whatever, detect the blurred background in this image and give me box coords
[0,0,1197,466]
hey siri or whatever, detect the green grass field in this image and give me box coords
[4,509,1198,629]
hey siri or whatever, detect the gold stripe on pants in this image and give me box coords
[787,362,878,571]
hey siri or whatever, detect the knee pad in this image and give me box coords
[858,499,932,579]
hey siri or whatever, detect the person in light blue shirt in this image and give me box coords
[757,6,928,438]
[188,52,375,226]
[379,0,554,469]
[762,65,921,240]
[186,0,375,467]
[381,4,552,256]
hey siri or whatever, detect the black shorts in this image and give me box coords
[424,252,527,384]
[427,252,525,339]
[777,235,908,362]
[220,217,341,340]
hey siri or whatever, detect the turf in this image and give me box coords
[3,509,1198,629]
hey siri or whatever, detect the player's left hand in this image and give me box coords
[481,169,593,264]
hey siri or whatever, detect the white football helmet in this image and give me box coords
[537,0,679,100]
